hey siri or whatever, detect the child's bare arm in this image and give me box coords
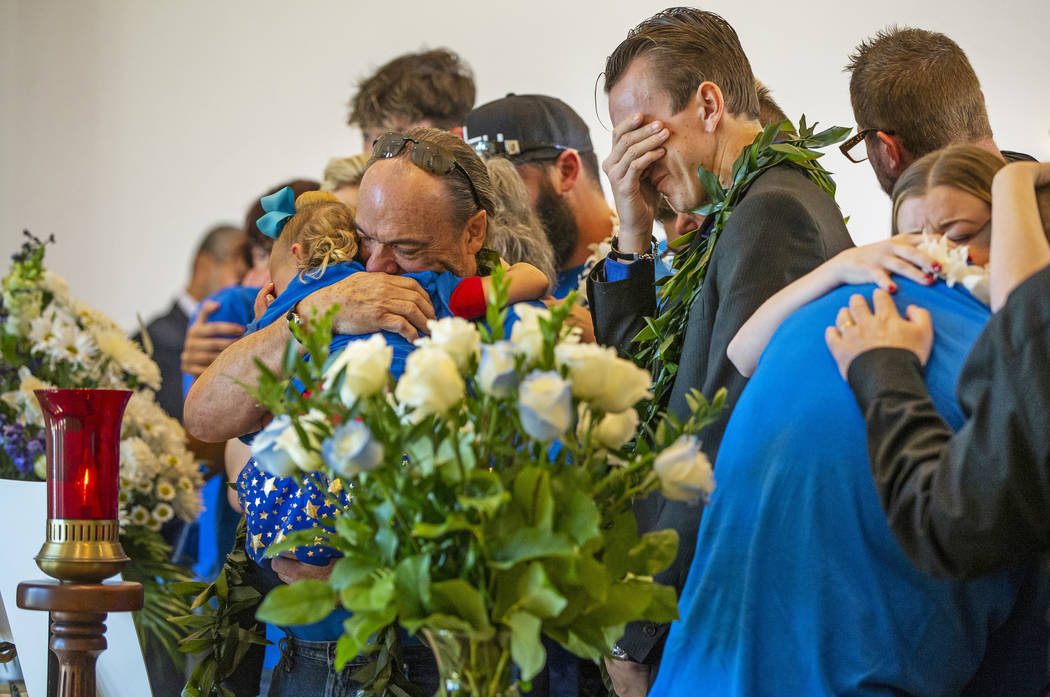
[487,262,550,304]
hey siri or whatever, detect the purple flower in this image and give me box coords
[0,418,45,475]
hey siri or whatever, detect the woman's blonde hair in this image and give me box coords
[320,154,370,192]
[275,191,358,278]
[891,144,1005,235]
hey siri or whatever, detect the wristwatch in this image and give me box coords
[609,235,656,263]
[286,306,304,336]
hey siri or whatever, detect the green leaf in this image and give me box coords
[394,555,431,620]
[602,511,639,580]
[335,609,397,671]
[490,528,575,569]
[333,515,372,547]
[517,561,568,619]
[458,469,508,516]
[428,579,494,639]
[627,529,679,576]
[696,164,725,203]
[513,467,554,531]
[413,513,477,539]
[262,527,329,558]
[329,555,377,591]
[256,579,336,626]
[340,571,395,613]
[645,583,680,623]
[557,490,601,547]
[506,611,545,681]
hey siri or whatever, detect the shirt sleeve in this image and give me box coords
[586,256,657,357]
[846,267,1050,578]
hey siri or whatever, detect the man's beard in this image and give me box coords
[534,176,580,270]
[868,146,897,195]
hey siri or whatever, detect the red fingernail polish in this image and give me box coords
[888,283,898,293]
[931,263,942,272]
[925,274,935,284]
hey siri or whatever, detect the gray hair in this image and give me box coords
[484,157,557,288]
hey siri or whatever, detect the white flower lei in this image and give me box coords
[917,231,990,305]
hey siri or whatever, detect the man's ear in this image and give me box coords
[695,81,725,133]
[551,149,582,194]
[449,125,466,140]
[462,209,487,255]
[875,131,911,178]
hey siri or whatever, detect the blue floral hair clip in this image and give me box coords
[256,186,296,239]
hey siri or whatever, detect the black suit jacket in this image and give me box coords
[134,301,190,421]
[588,164,853,662]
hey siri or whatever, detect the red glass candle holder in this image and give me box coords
[33,389,132,583]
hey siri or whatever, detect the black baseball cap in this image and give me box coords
[464,94,593,162]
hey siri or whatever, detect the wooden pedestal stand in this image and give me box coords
[16,581,143,697]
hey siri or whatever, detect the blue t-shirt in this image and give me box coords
[553,265,585,300]
[651,278,1044,697]
[181,284,259,399]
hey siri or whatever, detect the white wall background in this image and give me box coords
[2,0,1048,330]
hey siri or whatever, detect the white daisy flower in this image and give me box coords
[152,503,174,523]
[129,505,150,526]
[155,480,176,501]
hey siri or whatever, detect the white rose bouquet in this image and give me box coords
[0,232,203,663]
[249,270,722,696]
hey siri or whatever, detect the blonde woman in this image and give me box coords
[828,158,1050,582]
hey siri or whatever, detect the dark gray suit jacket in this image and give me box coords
[133,301,189,421]
[588,164,853,662]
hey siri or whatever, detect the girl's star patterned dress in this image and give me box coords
[237,464,351,565]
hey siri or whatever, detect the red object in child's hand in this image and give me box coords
[450,276,487,319]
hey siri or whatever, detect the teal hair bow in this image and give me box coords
[257,186,296,239]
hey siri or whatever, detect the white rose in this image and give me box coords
[555,343,618,402]
[518,371,573,441]
[509,304,552,362]
[395,347,466,417]
[416,317,481,374]
[555,345,652,413]
[276,410,326,472]
[577,405,639,451]
[324,335,392,404]
[652,435,715,505]
[322,421,384,478]
[476,341,519,398]
[592,357,653,414]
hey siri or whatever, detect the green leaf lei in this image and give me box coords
[632,116,851,428]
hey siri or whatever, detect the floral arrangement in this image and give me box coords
[0,231,205,658]
[917,230,990,304]
[248,275,720,696]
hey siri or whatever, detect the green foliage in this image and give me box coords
[172,518,267,697]
[633,117,850,429]
[120,525,196,669]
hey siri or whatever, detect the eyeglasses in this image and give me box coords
[371,132,482,209]
[466,134,569,162]
[839,128,896,163]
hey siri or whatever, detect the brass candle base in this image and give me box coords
[35,519,129,583]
